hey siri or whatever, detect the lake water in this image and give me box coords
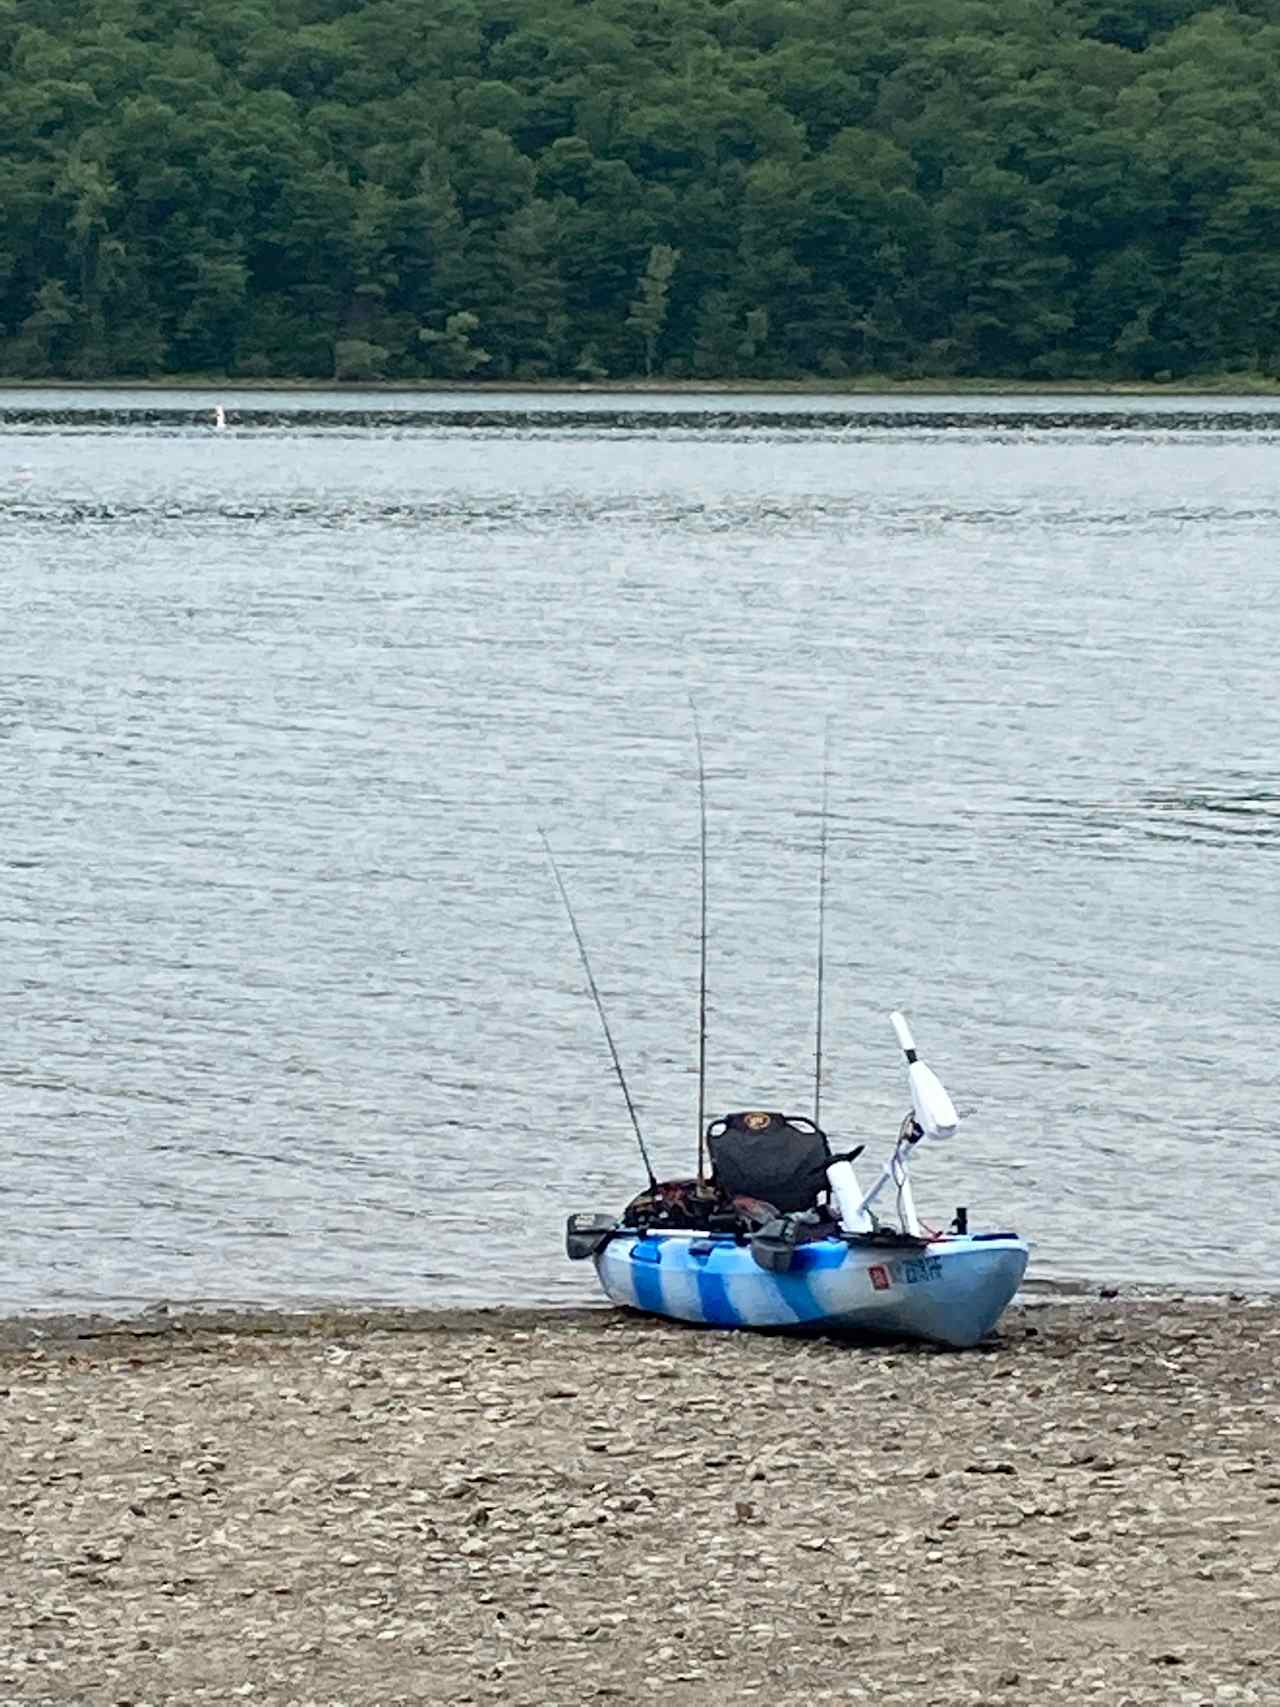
[2,389,1278,1314]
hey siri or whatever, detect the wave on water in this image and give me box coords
[1015,783,1280,849]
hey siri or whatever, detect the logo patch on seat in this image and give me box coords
[743,1111,772,1131]
[868,1265,892,1291]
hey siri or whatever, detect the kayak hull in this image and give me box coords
[594,1230,1028,1349]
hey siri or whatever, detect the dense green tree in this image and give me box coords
[3,0,1280,379]
[627,241,680,375]
[419,308,490,376]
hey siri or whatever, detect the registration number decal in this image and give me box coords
[891,1256,943,1286]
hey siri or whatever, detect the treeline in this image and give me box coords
[4,0,1280,382]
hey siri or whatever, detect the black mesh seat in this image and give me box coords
[706,1111,832,1214]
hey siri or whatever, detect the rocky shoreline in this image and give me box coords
[3,1298,1278,1705]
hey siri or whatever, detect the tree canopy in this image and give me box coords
[4,0,1280,381]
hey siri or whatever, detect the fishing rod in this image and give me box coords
[813,719,833,1128]
[538,828,657,1190]
[690,698,709,1184]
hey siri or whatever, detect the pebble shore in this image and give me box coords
[2,1297,1278,1706]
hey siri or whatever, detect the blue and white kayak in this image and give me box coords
[593,1228,1029,1349]
[565,1011,1030,1348]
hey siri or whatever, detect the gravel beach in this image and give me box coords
[2,1297,1278,1706]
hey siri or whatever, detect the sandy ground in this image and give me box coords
[2,1297,1278,1707]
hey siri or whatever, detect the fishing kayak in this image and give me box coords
[550,723,1029,1352]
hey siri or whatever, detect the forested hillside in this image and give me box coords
[4,0,1280,381]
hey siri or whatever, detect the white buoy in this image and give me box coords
[213,404,226,430]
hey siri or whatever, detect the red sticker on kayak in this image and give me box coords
[868,1265,891,1291]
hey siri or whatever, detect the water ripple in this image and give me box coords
[1,393,1278,1312]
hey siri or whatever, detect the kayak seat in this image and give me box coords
[706,1111,832,1215]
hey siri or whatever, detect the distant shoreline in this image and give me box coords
[3,374,1280,396]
